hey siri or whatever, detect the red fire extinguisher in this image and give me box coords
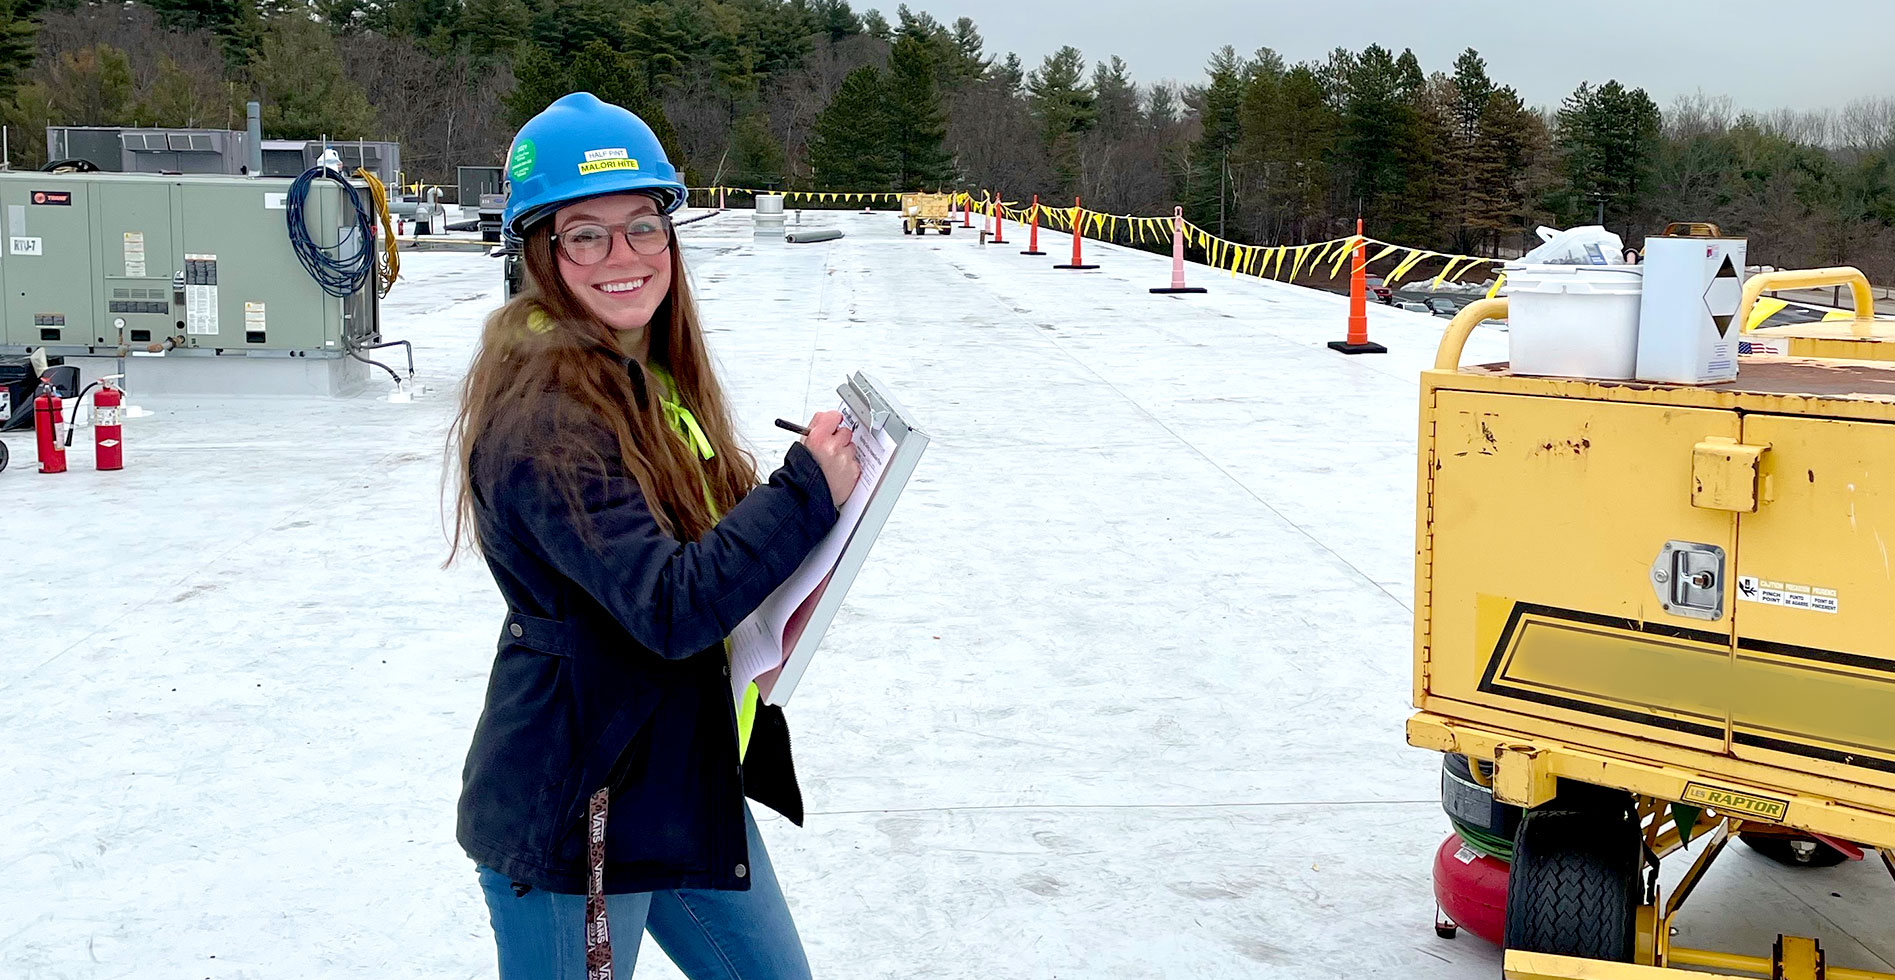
[93,375,124,471]
[34,377,67,474]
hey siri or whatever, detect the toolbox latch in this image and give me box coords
[1651,541,1727,620]
[1692,437,1767,512]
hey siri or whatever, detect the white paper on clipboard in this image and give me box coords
[729,400,896,705]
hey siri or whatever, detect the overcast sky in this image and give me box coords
[909,0,1893,113]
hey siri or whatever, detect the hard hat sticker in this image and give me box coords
[508,140,537,181]
[577,149,640,175]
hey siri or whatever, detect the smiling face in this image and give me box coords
[551,192,674,341]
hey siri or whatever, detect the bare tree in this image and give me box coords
[1838,96,1895,152]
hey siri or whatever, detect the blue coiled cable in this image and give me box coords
[286,166,375,298]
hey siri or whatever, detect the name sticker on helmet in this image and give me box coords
[579,147,639,174]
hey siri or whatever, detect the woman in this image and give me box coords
[447,92,858,980]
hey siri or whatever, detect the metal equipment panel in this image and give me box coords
[1,178,97,347]
[1424,389,1740,755]
[93,179,181,346]
[177,178,345,351]
[1729,413,1895,787]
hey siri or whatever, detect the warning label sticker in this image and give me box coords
[124,231,146,277]
[1736,576,1839,614]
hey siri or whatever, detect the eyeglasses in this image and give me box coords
[551,214,673,265]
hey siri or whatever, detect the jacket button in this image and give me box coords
[509,623,524,638]
[722,665,731,677]
[734,863,747,879]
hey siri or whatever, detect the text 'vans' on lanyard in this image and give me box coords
[585,788,613,980]
[584,364,715,980]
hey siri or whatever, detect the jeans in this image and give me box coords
[479,805,811,980]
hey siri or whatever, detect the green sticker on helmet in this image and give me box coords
[508,140,537,181]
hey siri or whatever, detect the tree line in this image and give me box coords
[2,0,1891,278]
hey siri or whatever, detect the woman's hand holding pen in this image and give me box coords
[799,411,858,507]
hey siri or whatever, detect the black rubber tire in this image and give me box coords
[942,226,951,235]
[902,224,912,234]
[1740,835,1850,868]
[1504,788,1644,964]
[0,439,9,473]
[1443,752,1523,840]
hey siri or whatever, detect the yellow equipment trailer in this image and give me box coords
[1410,267,1895,980]
[900,192,953,236]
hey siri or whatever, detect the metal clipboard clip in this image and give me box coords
[837,372,891,433]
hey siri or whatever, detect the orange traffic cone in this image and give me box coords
[1328,218,1386,354]
[1020,195,1046,256]
[1053,196,1099,270]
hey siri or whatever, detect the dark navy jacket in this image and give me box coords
[458,413,838,895]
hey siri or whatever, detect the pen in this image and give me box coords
[774,418,809,436]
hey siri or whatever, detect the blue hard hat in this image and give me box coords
[502,92,687,238]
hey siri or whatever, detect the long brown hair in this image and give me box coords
[446,214,759,561]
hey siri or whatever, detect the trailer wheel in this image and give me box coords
[0,439,8,473]
[1740,835,1850,868]
[942,226,952,236]
[903,223,912,235]
[1504,787,1644,965]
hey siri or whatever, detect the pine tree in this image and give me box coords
[1026,45,1094,189]
[457,0,530,61]
[1341,44,1433,239]
[1145,82,1179,129]
[808,65,895,189]
[948,16,989,83]
[503,41,678,152]
[0,0,45,111]
[1184,46,1247,233]
[810,0,860,41]
[570,41,679,150]
[250,18,375,138]
[1091,56,1137,142]
[1269,65,1339,242]
[148,0,261,68]
[1556,80,1662,231]
[728,112,785,186]
[1441,48,1496,250]
[504,44,569,127]
[1467,85,1548,252]
[860,7,890,40]
[994,52,1023,94]
[886,32,953,186]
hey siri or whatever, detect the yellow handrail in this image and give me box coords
[1434,298,1510,370]
[1737,267,1875,338]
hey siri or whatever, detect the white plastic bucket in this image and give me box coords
[1503,263,1645,379]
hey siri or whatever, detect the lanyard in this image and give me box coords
[585,786,613,979]
[584,364,717,980]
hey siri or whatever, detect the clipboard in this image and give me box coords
[751,372,929,706]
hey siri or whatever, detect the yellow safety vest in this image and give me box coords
[648,363,760,760]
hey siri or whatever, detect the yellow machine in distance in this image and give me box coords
[900,192,953,236]
[1411,269,1895,980]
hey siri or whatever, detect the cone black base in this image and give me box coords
[1150,286,1207,294]
[1327,340,1387,355]
[1054,264,1100,270]
[1019,250,1046,255]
